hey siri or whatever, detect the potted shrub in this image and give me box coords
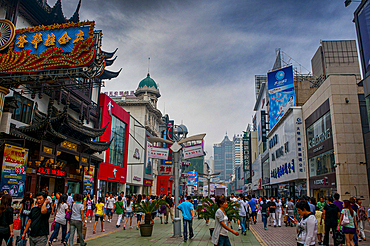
[134,199,165,237]
[198,198,240,237]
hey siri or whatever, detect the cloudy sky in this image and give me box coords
[53,0,359,156]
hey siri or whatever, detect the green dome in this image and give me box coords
[138,73,157,89]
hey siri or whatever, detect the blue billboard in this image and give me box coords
[187,171,197,185]
[268,66,295,129]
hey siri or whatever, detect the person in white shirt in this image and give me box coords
[67,193,73,207]
[107,193,115,222]
[275,197,283,227]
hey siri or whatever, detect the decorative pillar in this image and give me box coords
[0,86,10,123]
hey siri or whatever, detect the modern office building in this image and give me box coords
[213,134,233,181]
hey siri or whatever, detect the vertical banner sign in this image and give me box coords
[268,65,295,129]
[1,144,28,198]
[187,171,197,185]
[83,165,95,195]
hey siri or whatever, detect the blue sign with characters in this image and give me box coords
[14,26,90,55]
[187,171,197,185]
[268,66,296,129]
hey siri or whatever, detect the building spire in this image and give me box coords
[148,57,150,74]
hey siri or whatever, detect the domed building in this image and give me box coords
[113,73,164,195]
[115,73,162,137]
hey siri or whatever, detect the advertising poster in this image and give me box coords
[145,141,153,175]
[1,144,28,198]
[83,165,95,195]
[268,66,295,129]
[187,171,197,185]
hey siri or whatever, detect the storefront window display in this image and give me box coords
[306,111,332,149]
[109,116,126,167]
[309,149,335,177]
[67,181,80,195]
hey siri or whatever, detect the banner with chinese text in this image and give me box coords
[1,144,28,199]
[148,146,169,160]
[183,144,204,159]
[83,165,95,195]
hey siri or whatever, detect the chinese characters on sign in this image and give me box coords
[104,91,135,97]
[183,144,204,159]
[37,167,66,177]
[158,165,173,175]
[13,26,90,55]
[148,146,169,160]
[1,144,28,199]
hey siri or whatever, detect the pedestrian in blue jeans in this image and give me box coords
[177,196,194,242]
[260,198,269,230]
[19,192,33,236]
[69,194,86,246]
[49,194,69,246]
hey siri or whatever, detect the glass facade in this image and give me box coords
[262,158,270,185]
[306,111,332,149]
[309,149,335,177]
[109,115,126,167]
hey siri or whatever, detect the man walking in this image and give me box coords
[322,197,340,246]
[177,196,194,242]
[22,192,52,246]
[267,197,276,227]
[165,193,174,224]
[248,195,257,224]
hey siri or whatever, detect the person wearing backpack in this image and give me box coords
[19,192,33,236]
[339,200,359,246]
[113,196,124,228]
[293,200,318,246]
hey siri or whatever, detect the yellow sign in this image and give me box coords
[58,32,71,45]
[61,141,77,151]
[44,33,56,46]
[31,33,42,49]
[16,35,28,48]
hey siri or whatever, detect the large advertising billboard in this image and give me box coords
[268,66,296,129]
[1,144,28,199]
[187,171,197,185]
[83,165,95,195]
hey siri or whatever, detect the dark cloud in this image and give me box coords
[52,0,360,154]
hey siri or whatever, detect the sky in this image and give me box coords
[52,0,360,157]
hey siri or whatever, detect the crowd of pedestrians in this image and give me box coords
[1,189,370,246]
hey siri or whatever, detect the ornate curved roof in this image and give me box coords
[19,0,81,26]
[14,101,111,153]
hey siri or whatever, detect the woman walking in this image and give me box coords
[0,194,13,246]
[85,195,93,223]
[211,196,239,246]
[19,191,33,236]
[93,197,105,233]
[275,197,283,227]
[49,194,69,246]
[357,198,367,241]
[124,196,133,230]
[260,198,269,230]
[136,195,144,230]
[339,200,359,246]
[69,194,86,246]
[293,200,318,246]
[237,195,248,235]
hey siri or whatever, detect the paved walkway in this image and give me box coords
[250,215,370,246]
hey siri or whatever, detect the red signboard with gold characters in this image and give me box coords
[0,20,99,75]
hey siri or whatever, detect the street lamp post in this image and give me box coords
[148,132,206,237]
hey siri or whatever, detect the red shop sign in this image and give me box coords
[37,167,66,177]
[98,162,126,183]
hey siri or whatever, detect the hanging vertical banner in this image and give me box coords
[83,165,95,195]
[1,144,28,198]
[268,65,296,129]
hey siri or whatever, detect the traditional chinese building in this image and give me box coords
[0,0,121,197]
